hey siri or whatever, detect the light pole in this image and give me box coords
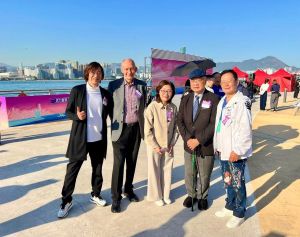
[144,56,151,81]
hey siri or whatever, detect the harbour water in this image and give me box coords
[0,80,110,96]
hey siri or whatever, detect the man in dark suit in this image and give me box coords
[177,69,219,210]
[108,58,147,213]
[57,62,113,218]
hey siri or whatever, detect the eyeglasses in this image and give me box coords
[160,90,173,94]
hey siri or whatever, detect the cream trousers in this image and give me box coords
[146,146,174,201]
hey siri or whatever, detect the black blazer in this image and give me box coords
[177,89,219,156]
[65,84,113,161]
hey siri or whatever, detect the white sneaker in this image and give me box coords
[90,195,107,206]
[215,207,233,218]
[57,202,73,218]
[226,216,245,228]
[155,200,164,206]
[164,198,172,205]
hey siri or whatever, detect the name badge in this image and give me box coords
[222,115,232,126]
[167,108,173,122]
[135,90,142,98]
[201,100,211,109]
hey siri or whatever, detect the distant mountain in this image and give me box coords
[0,63,17,71]
[215,56,300,72]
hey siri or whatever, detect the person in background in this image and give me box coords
[214,69,252,228]
[212,72,225,98]
[247,78,255,100]
[177,69,219,211]
[259,78,270,111]
[18,90,27,96]
[57,62,113,218]
[108,58,147,213]
[237,80,250,98]
[144,80,178,206]
[270,79,280,111]
[293,79,299,99]
[182,79,191,97]
[48,89,55,95]
[205,75,215,93]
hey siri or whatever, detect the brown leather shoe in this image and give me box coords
[198,199,208,210]
[183,196,197,208]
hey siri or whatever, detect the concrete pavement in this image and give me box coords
[0,93,298,236]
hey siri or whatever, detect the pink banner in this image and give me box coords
[152,58,188,88]
[151,48,214,91]
[0,94,69,128]
[0,97,8,129]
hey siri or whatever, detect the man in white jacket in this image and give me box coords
[213,69,252,228]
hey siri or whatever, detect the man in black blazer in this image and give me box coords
[57,62,113,218]
[108,58,147,213]
[177,69,219,211]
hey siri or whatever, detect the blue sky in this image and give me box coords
[1,0,300,67]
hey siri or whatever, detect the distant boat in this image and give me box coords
[25,77,36,81]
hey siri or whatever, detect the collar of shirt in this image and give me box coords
[193,92,203,102]
[124,79,135,87]
[158,101,170,110]
[86,82,100,91]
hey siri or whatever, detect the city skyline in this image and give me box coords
[1,0,300,67]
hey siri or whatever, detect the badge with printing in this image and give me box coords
[201,100,212,109]
[135,90,142,98]
[167,107,173,122]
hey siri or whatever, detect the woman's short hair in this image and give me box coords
[84,62,104,81]
[220,69,238,81]
[265,78,270,83]
[155,80,175,103]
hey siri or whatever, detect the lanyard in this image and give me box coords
[216,99,227,133]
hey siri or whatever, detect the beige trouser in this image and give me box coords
[146,147,174,201]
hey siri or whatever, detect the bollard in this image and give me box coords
[283,88,287,103]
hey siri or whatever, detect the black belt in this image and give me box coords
[124,122,138,127]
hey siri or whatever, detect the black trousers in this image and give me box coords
[111,123,141,201]
[61,140,105,204]
[260,92,267,110]
[294,88,299,98]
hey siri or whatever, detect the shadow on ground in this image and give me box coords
[0,154,67,180]
[247,125,300,217]
[1,130,69,144]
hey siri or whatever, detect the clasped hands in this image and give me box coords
[154,146,173,155]
[187,138,200,151]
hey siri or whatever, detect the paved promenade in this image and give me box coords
[0,93,299,237]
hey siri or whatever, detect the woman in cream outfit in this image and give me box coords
[144,80,178,206]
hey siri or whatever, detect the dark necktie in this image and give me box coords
[193,95,199,121]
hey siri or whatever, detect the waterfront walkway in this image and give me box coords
[0,94,299,237]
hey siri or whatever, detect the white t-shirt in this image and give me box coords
[86,83,103,142]
[259,83,269,95]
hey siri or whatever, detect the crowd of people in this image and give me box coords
[56,59,253,229]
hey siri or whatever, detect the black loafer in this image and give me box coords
[124,192,139,202]
[198,199,208,210]
[111,201,121,213]
[183,196,197,208]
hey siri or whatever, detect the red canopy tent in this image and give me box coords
[269,69,294,92]
[253,69,270,86]
[232,66,249,80]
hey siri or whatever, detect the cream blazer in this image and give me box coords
[144,101,178,149]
